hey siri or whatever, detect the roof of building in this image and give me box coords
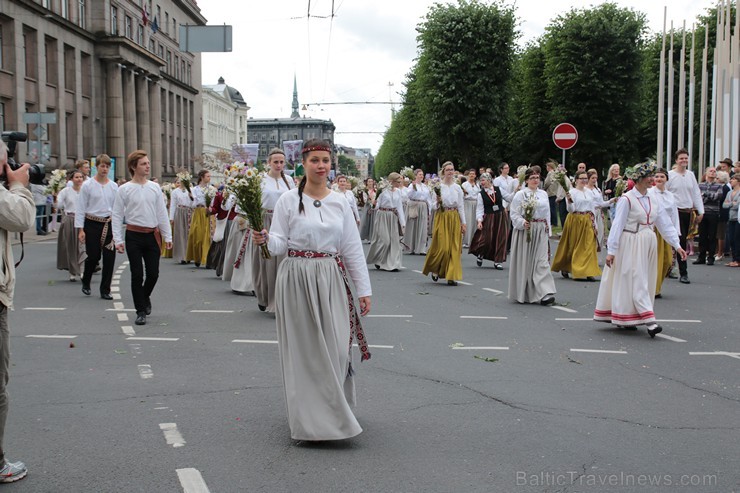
[203,77,247,107]
[247,117,335,127]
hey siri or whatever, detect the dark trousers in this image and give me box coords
[0,305,9,463]
[35,205,47,233]
[557,199,568,229]
[729,221,740,262]
[548,195,558,228]
[677,211,692,276]
[696,213,719,261]
[82,218,115,294]
[125,230,160,315]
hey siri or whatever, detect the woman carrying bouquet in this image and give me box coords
[594,162,686,337]
[366,172,405,271]
[169,178,193,264]
[185,170,211,267]
[461,169,480,247]
[359,177,377,242]
[251,148,294,312]
[56,170,86,281]
[205,186,230,274]
[551,170,602,281]
[422,161,466,286]
[252,138,372,441]
[648,168,680,297]
[468,173,507,270]
[336,175,360,225]
[508,168,556,305]
[405,169,432,254]
[586,169,613,247]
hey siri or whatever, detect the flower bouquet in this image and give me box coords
[429,177,442,204]
[400,166,415,182]
[176,170,192,195]
[375,177,391,199]
[160,182,173,202]
[347,176,360,190]
[354,182,367,207]
[204,184,217,209]
[224,163,270,259]
[516,165,528,186]
[45,169,67,195]
[613,178,627,198]
[521,192,539,242]
[554,165,570,193]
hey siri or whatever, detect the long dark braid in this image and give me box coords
[280,170,292,190]
[297,176,308,214]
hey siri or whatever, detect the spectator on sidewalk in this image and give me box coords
[30,182,49,235]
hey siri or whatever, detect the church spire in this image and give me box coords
[291,74,300,118]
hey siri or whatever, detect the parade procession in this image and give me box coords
[1,0,738,491]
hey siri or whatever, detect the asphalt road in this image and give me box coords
[5,236,740,492]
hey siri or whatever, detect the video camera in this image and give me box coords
[1,131,46,185]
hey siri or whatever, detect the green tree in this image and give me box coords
[337,154,359,177]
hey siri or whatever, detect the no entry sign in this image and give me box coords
[552,123,578,150]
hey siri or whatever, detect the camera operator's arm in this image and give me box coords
[0,163,35,232]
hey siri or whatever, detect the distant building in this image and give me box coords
[246,76,334,164]
[336,145,373,179]
[0,0,206,179]
[202,76,249,159]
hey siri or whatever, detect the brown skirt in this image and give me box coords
[468,212,508,262]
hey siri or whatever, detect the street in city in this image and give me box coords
[6,235,739,492]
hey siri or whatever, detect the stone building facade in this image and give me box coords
[202,76,248,158]
[0,0,205,179]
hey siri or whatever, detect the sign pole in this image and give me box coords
[562,148,566,168]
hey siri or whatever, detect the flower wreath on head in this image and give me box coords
[626,161,658,181]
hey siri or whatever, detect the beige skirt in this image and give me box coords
[404,200,429,254]
[365,209,403,271]
[250,211,284,311]
[275,256,362,440]
[172,207,191,263]
[56,214,86,276]
[221,216,246,282]
[508,223,556,304]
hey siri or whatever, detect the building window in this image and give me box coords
[41,0,50,8]
[0,102,5,131]
[137,24,144,45]
[78,0,86,29]
[45,36,58,86]
[148,38,155,52]
[80,52,91,97]
[166,50,171,74]
[158,45,163,59]
[174,55,179,78]
[64,44,75,91]
[156,5,161,27]
[125,16,132,39]
[111,6,118,35]
[23,28,37,80]
[164,13,169,35]
[61,0,69,19]
[187,63,191,85]
[173,18,177,41]
[0,25,4,69]
[180,60,185,82]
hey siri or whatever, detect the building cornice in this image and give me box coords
[8,0,97,41]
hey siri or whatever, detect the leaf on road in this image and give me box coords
[449,342,464,348]
[48,280,55,286]
[474,355,498,363]
[566,355,581,364]
[417,291,430,295]
[114,349,127,354]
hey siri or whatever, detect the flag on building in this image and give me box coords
[151,16,159,34]
[142,6,149,26]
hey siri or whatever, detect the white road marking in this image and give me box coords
[412,270,424,274]
[232,339,278,344]
[655,319,702,323]
[482,288,504,295]
[113,302,125,310]
[126,337,180,342]
[655,334,687,342]
[113,275,121,280]
[112,293,122,300]
[353,344,394,349]
[111,280,119,286]
[117,313,129,322]
[366,314,413,318]
[570,349,627,354]
[552,306,578,313]
[107,308,136,312]
[689,351,740,360]
[456,281,473,286]
[25,334,77,339]
[121,325,136,336]
[554,318,702,323]
[22,307,66,311]
[176,468,210,493]
[451,346,509,350]
[460,315,508,320]
[190,310,235,313]
[154,406,169,410]
[138,364,153,379]
[159,423,186,448]
[110,286,120,292]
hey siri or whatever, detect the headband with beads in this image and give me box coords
[302,145,332,154]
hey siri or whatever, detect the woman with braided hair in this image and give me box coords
[185,169,212,267]
[252,139,372,441]
[366,172,405,271]
[251,148,294,312]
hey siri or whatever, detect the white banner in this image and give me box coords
[283,140,303,167]
[231,143,259,165]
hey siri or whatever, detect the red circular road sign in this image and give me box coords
[552,123,578,150]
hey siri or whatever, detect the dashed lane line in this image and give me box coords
[25,334,77,339]
[190,310,235,313]
[456,281,473,286]
[107,308,136,312]
[176,468,211,493]
[555,318,702,323]
[482,288,504,295]
[159,423,186,448]
[22,307,66,311]
[113,302,125,310]
[460,315,508,320]
[570,349,627,354]
[232,339,278,344]
[689,351,740,360]
[121,325,136,336]
[117,313,129,322]
[655,334,687,342]
[110,286,120,292]
[126,336,180,342]
[366,314,413,318]
[138,364,153,379]
[451,346,509,350]
[551,306,578,313]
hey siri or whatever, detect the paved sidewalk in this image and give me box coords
[11,226,59,246]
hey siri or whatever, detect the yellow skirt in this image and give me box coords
[186,208,211,265]
[551,213,601,278]
[161,220,173,258]
[422,209,463,281]
[655,231,672,295]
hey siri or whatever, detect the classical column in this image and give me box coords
[123,69,137,174]
[136,74,150,157]
[106,61,125,174]
[149,79,163,179]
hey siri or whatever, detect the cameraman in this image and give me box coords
[0,139,34,483]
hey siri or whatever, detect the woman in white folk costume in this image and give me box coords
[252,139,372,441]
[220,192,242,282]
[359,177,377,242]
[160,183,173,259]
[405,169,432,254]
[169,178,193,264]
[336,175,360,225]
[586,169,612,247]
[648,168,680,298]
[56,170,87,281]
[468,173,508,269]
[594,162,686,338]
[366,172,406,271]
[461,169,480,247]
[204,186,229,274]
[185,170,211,267]
[551,170,603,281]
[228,198,255,296]
[508,167,556,305]
[251,148,294,312]
[422,161,466,286]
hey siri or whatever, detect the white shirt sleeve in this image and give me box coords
[111,187,126,246]
[509,190,525,230]
[606,196,630,255]
[74,183,89,229]
[266,194,290,257]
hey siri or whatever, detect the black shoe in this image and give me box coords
[706,260,714,266]
[375,264,380,270]
[145,302,152,316]
[100,293,113,300]
[494,263,503,270]
[679,275,690,284]
[561,271,569,279]
[135,314,147,326]
[447,280,458,286]
[258,304,266,312]
[586,276,597,282]
[431,273,439,282]
[476,256,483,267]
[692,258,705,265]
[195,262,201,268]
[655,293,662,299]
[647,324,662,338]
[81,285,91,296]
[540,295,555,306]
[179,260,187,265]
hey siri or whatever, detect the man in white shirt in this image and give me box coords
[112,150,172,326]
[666,148,704,284]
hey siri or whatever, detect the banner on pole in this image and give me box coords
[283,140,303,168]
[231,144,259,165]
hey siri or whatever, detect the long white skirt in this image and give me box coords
[250,211,283,312]
[404,200,428,254]
[463,199,477,246]
[172,207,191,263]
[366,210,403,271]
[230,227,254,294]
[222,217,246,282]
[508,223,556,304]
[359,204,374,241]
[276,256,361,440]
[594,229,657,326]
